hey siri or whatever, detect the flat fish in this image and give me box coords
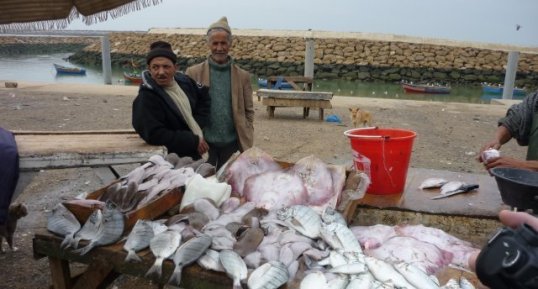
[244,171,308,211]
[290,155,334,206]
[247,260,289,289]
[168,234,212,286]
[219,249,248,289]
[47,203,81,249]
[123,219,155,263]
[419,178,448,189]
[145,230,181,278]
[71,209,103,249]
[197,249,225,272]
[73,202,125,255]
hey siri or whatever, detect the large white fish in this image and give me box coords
[290,155,334,206]
[73,202,124,256]
[247,260,289,289]
[47,203,81,249]
[123,219,156,263]
[244,171,308,211]
[168,234,212,286]
[219,250,248,289]
[71,209,103,249]
[145,230,181,279]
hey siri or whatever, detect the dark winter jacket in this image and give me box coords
[132,71,210,159]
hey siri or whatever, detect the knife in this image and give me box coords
[431,184,479,200]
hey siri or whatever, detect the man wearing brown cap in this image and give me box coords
[132,41,210,160]
[186,16,254,169]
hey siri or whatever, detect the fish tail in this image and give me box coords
[124,250,142,263]
[145,258,163,278]
[60,234,74,249]
[72,237,81,249]
[72,242,94,255]
[233,279,242,289]
[167,266,183,286]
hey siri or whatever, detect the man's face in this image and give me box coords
[148,57,177,87]
[208,30,231,64]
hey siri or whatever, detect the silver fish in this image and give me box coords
[219,249,248,289]
[73,202,125,255]
[321,207,347,226]
[300,271,327,289]
[364,256,415,289]
[71,209,103,249]
[123,219,155,263]
[320,222,362,252]
[247,260,289,289]
[197,249,225,272]
[276,205,321,239]
[459,277,475,289]
[47,203,81,249]
[441,279,461,289]
[145,230,182,278]
[440,181,466,195]
[418,178,448,190]
[326,274,349,289]
[345,273,374,289]
[328,262,367,275]
[168,234,212,286]
[393,262,440,289]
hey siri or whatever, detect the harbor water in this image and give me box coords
[0,53,525,104]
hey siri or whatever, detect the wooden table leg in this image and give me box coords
[71,257,116,289]
[268,106,275,118]
[319,108,324,121]
[303,107,310,118]
[49,257,73,289]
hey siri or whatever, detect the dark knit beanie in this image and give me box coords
[146,41,177,64]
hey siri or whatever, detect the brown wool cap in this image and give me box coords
[207,16,231,35]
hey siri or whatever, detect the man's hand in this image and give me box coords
[477,139,502,163]
[197,136,209,155]
[469,210,538,271]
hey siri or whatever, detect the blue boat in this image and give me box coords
[54,63,86,75]
[481,83,526,96]
[257,77,294,90]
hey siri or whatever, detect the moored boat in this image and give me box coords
[481,83,526,96]
[53,63,86,75]
[257,78,294,90]
[123,71,142,84]
[401,81,451,94]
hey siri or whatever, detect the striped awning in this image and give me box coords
[0,0,162,31]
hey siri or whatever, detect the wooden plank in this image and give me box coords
[262,98,332,109]
[257,89,333,100]
[72,257,116,289]
[15,133,165,170]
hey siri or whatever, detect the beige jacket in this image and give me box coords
[185,59,254,151]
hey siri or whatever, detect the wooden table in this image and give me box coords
[33,231,233,289]
[264,76,313,91]
[256,89,333,120]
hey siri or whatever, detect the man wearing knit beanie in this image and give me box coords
[186,16,254,169]
[132,40,211,160]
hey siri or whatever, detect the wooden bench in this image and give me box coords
[256,89,333,120]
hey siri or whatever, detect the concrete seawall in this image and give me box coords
[3,29,538,87]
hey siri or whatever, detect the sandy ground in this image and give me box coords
[0,81,528,288]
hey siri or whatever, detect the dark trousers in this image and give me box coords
[207,141,240,170]
[0,128,19,224]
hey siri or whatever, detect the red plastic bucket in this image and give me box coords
[344,127,416,195]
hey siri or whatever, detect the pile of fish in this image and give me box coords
[220,147,369,213]
[45,150,480,288]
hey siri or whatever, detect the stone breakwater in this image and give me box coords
[0,36,95,55]
[3,30,538,88]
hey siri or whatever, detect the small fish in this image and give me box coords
[393,262,440,289]
[197,249,225,272]
[345,273,374,289]
[441,279,461,289]
[71,209,103,249]
[276,205,321,239]
[431,183,479,200]
[73,202,125,255]
[247,260,289,289]
[320,222,362,252]
[329,262,367,275]
[440,181,466,195]
[321,207,347,226]
[459,277,475,289]
[168,234,212,286]
[46,203,81,249]
[123,219,155,263]
[219,250,248,289]
[418,178,448,190]
[364,256,415,289]
[300,271,327,289]
[145,230,181,279]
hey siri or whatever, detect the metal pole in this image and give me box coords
[304,30,315,90]
[502,51,519,99]
[101,34,112,85]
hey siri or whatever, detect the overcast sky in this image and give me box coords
[66,0,538,47]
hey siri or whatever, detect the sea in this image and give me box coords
[0,52,523,104]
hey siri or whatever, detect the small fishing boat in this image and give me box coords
[123,71,142,84]
[53,63,86,75]
[481,83,526,96]
[401,81,451,94]
[257,78,294,90]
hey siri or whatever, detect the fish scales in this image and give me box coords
[219,250,248,289]
[123,219,155,263]
[247,261,289,289]
[168,234,212,286]
[145,230,181,278]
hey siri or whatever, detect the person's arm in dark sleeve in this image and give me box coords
[192,81,211,128]
[132,93,200,156]
[498,91,538,146]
